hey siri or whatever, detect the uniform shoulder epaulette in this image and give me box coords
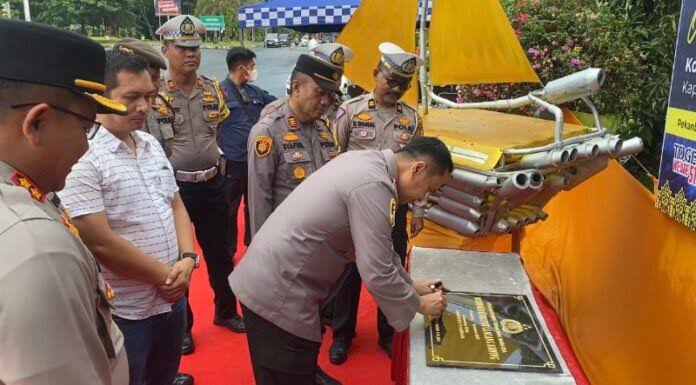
[398,101,417,113]
[345,93,369,106]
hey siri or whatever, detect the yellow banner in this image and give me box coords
[429,0,540,85]
[665,106,696,141]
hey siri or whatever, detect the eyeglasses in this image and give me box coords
[379,70,411,90]
[11,103,101,139]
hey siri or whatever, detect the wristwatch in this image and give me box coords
[180,252,200,268]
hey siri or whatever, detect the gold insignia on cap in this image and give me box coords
[288,116,299,128]
[283,132,300,142]
[401,58,417,75]
[357,112,372,121]
[291,151,304,160]
[293,166,306,180]
[330,47,345,66]
[367,99,376,110]
[89,93,128,114]
[180,16,196,35]
[389,198,397,227]
[319,131,330,140]
[74,79,107,93]
[398,117,410,125]
[254,136,273,158]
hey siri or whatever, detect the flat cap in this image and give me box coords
[114,38,167,69]
[294,54,341,92]
[0,19,126,115]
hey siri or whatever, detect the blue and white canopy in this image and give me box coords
[238,0,431,32]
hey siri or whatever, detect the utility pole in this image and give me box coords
[22,0,30,21]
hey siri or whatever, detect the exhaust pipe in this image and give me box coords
[449,168,504,191]
[519,148,570,168]
[589,136,622,156]
[437,196,485,225]
[440,185,485,208]
[491,219,512,234]
[425,207,482,237]
[611,137,643,158]
[570,142,600,161]
[504,170,545,209]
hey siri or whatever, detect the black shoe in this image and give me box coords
[173,373,194,385]
[315,366,342,385]
[213,315,246,333]
[182,332,194,355]
[378,337,393,358]
[329,340,349,365]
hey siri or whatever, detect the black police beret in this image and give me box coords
[0,19,126,115]
[293,54,341,92]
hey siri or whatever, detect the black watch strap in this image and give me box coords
[180,252,200,268]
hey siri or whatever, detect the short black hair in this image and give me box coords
[399,136,454,174]
[0,78,64,119]
[226,47,256,71]
[289,71,312,95]
[104,49,149,94]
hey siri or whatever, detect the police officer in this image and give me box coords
[329,42,426,363]
[113,38,177,157]
[246,53,344,385]
[0,19,128,385]
[218,47,277,258]
[111,37,194,385]
[230,136,452,385]
[261,43,354,122]
[157,15,243,354]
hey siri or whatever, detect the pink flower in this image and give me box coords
[484,91,496,100]
[473,88,483,97]
[569,58,584,68]
[516,13,530,24]
[561,45,571,52]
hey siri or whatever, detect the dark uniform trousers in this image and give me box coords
[178,173,238,331]
[224,159,251,254]
[331,203,409,343]
[242,304,320,385]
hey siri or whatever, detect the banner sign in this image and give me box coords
[156,0,180,16]
[200,15,225,31]
[657,0,696,230]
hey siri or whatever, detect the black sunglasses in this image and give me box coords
[379,70,411,90]
[11,103,101,139]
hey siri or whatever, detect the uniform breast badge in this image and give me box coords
[283,132,300,142]
[357,112,372,121]
[398,117,411,125]
[254,135,273,158]
[389,198,397,227]
[293,166,306,180]
[201,90,216,103]
[291,151,304,160]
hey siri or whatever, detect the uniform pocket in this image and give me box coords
[282,150,314,184]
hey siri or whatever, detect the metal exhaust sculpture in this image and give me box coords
[437,196,485,225]
[564,157,609,190]
[519,149,570,169]
[449,168,504,191]
[540,68,605,104]
[612,137,644,158]
[440,186,486,208]
[425,207,482,237]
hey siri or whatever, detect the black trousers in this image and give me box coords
[331,204,409,343]
[224,159,251,255]
[242,304,320,385]
[178,174,238,332]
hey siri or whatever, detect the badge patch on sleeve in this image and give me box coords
[389,198,397,228]
[254,136,273,158]
[334,107,346,122]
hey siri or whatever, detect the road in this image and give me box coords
[198,46,304,99]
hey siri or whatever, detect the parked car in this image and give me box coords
[265,33,280,47]
[300,35,309,47]
[279,33,290,47]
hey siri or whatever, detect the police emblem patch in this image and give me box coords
[288,116,299,128]
[291,151,303,160]
[254,136,273,158]
[330,48,344,66]
[357,112,372,121]
[398,117,411,125]
[293,166,306,179]
[283,132,300,142]
[389,198,397,227]
[180,16,196,35]
[401,58,417,75]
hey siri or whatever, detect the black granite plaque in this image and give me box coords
[424,292,561,373]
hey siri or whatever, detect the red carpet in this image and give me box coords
[180,205,586,384]
[179,206,392,385]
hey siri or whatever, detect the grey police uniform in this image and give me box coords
[247,99,337,235]
[0,162,128,384]
[160,71,229,172]
[230,148,420,342]
[141,92,177,157]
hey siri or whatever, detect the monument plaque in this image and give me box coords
[425,292,561,373]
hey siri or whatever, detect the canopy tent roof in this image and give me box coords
[238,0,432,33]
